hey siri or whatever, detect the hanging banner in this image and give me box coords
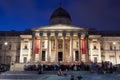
[34,39,39,54]
[81,39,86,54]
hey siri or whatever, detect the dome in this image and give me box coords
[50,6,71,21]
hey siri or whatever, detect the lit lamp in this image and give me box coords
[113,42,117,65]
[4,42,8,64]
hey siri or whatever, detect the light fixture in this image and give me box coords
[4,42,8,45]
[113,42,116,45]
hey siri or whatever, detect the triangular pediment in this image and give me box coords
[32,24,87,32]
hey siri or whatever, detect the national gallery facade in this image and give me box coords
[0,5,120,66]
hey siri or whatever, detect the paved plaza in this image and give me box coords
[0,71,120,80]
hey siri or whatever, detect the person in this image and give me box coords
[71,74,74,80]
[57,69,62,76]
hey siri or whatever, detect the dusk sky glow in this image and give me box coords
[0,0,120,31]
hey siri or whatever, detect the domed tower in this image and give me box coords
[50,4,72,25]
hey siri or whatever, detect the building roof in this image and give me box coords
[50,6,71,21]
[0,30,32,37]
[89,30,120,36]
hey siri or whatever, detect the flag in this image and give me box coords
[81,39,86,54]
[34,39,39,54]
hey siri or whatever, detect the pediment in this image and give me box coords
[32,24,87,32]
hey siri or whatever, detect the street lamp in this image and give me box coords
[4,42,8,64]
[113,42,117,65]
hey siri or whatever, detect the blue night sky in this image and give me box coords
[0,0,120,31]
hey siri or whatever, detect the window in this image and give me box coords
[0,44,2,49]
[109,42,112,50]
[110,55,114,63]
[93,46,97,49]
[24,45,28,49]
[76,42,78,48]
[93,43,97,50]
[42,42,44,48]
[110,45,112,50]
[42,51,46,61]
[9,44,11,50]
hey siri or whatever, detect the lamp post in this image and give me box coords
[113,42,117,65]
[4,42,8,64]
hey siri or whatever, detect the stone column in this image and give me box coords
[32,32,35,62]
[31,32,36,62]
[39,32,43,62]
[55,32,58,62]
[63,32,66,62]
[47,32,50,62]
[85,33,89,63]
[78,33,81,62]
[70,33,73,62]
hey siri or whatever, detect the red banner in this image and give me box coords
[34,39,39,54]
[81,39,86,54]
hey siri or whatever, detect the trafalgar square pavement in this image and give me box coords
[0,71,120,80]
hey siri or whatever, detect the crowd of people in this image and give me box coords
[24,61,120,74]
[0,64,10,73]
[89,61,115,74]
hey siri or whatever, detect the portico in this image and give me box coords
[32,24,89,64]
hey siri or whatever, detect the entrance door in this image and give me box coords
[42,51,46,61]
[75,51,79,61]
[58,52,63,61]
[94,57,97,63]
[23,57,27,63]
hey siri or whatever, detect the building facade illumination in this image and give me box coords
[0,5,120,67]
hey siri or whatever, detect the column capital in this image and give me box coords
[39,32,43,36]
[55,32,58,37]
[32,32,36,36]
[78,32,81,36]
[62,32,66,37]
[70,32,73,36]
[85,32,89,39]
[47,32,51,37]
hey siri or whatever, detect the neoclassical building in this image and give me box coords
[0,5,120,67]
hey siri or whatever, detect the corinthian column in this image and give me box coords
[70,32,73,62]
[55,32,58,62]
[63,32,66,62]
[85,32,89,63]
[47,32,50,62]
[39,32,43,62]
[32,32,35,62]
[78,33,81,62]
